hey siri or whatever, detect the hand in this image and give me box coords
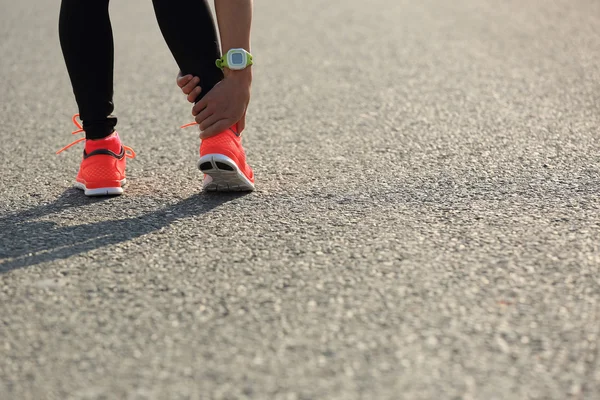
[192,70,251,139]
[176,71,202,103]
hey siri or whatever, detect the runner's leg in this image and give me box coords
[59,0,117,139]
[152,0,224,102]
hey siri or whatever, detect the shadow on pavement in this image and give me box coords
[0,188,245,273]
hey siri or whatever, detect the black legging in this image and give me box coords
[59,0,223,139]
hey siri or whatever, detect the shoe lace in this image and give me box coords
[56,114,136,158]
[180,121,198,129]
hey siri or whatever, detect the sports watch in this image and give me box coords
[216,48,253,71]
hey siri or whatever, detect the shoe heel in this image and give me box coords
[198,154,254,192]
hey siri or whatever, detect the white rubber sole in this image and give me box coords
[198,154,255,192]
[74,179,126,197]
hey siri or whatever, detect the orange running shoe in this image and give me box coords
[181,121,254,192]
[197,125,255,192]
[57,114,135,196]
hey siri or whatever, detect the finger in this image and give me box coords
[200,119,231,139]
[181,76,200,95]
[177,74,193,88]
[194,106,214,126]
[192,98,210,116]
[198,113,221,131]
[187,86,202,103]
[192,90,216,116]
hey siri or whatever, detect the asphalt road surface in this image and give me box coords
[1,0,599,399]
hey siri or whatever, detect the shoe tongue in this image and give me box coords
[85,132,122,154]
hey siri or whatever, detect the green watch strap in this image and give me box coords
[215,57,228,70]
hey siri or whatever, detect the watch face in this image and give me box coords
[231,52,244,65]
[227,50,247,69]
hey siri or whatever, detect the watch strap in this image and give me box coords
[215,49,253,71]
